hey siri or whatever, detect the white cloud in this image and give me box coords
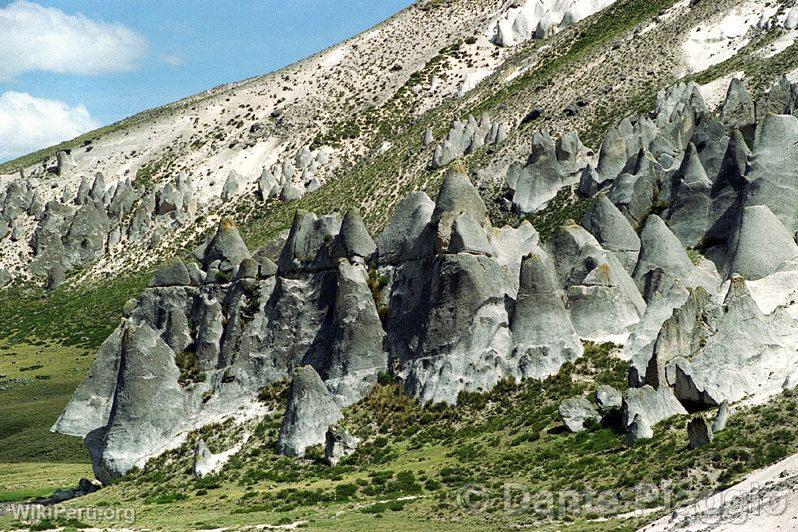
[159,52,185,66]
[0,91,100,160]
[0,1,147,80]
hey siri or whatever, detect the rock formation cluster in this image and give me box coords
[57,76,798,482]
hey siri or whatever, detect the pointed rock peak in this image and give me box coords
[519,252,559,295]
[754,114,798,152]
[334,209,376,259]
[729,205,798,281]
[530,129,556,160]
[376,191,435,265]
[597,126,627,177]
[556,130,586,162]
[721,78,754,125]
[432,169,487,224]
[716,129,750,191]
[277,365,343,457]
[724,274,752,303]
[679,143,710,186]
[203,216,251,271]
[278,210,342,273]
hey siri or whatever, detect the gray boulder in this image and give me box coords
[621,385,687,432]
[280,180,305,201]
[394,253,513,404]
[258,168,279,200]
[203,217,251,271]
[193,440,213,478]
[221,170,244,201]
[626,413,654,445]
[324,424,359,466]
[559,397,601,432]
[595,385,622,413]
[687,417,713,449]
[149,261,191,287]
[277,366,343,457]
[632,215,714,297]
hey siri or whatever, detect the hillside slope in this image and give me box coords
[5,0,798,530]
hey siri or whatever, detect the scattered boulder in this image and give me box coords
[687,416,713,449]
[626,413,654,445]
[559,397,601,432]
[324,424,359,465]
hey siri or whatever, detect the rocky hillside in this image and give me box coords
[6,0,798,530]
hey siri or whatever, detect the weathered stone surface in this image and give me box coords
[221,170,244,201]
[277,210,341,273]
[332,209,376,260]
[712,401,731,433]
[193,440,213,478]
[90,323,186,484]
[595,384,622,413]
[512,253,583,378]
[720,78,755,134]
[668,143,714,247]
[280,180,305,201]
[391,253,513,404]
[727,205,798,281]
[687,416,713,449]
[621,385,687,432]
[743,114,798,236]
[432,169,487,224]
[565,246,646,343]
[510,130,579,214]
[448,212,492,255]
[632,215,716,297]
[377,192,435,265]
[626,413,653,445]
[624,279,691,386]
[203,218,251,271]
[559,397,601,432]
[277,366,343,457]
[150,261,191,287]
[582,195,640,273]
[488,221,540,297]
[324,424,359,466]
[664,277,798,406]
[51,327,123,438]
[320,262,387,406]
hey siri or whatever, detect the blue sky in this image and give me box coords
[0,0,414,161]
